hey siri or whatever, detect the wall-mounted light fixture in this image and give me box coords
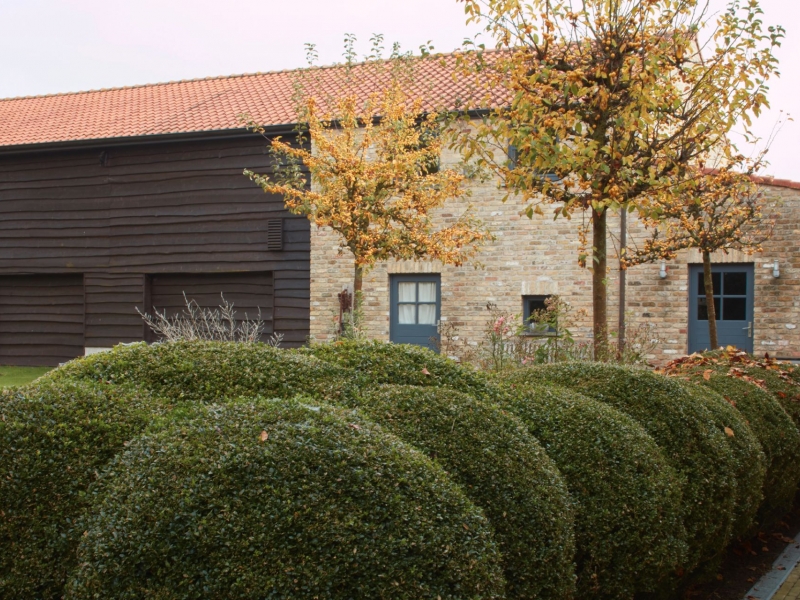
[772,260,780,278]
[659,260,668,279]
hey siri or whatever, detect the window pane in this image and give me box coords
[723,297,747,321]
[698,297,721,321]
[398,304,416,324]
[697,272,720,295]
[418,304,436,325]
[418,282,437,303]
[724,272,747,296]
[527,298,547,316]
[398,282,416,303]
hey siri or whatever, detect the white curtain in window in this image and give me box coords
[398,304,416,324]
[418,282,436,303]
[418,304,436,325]
[398,282,416,303]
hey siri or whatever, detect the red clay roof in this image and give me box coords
[0,54,494,149]
[753,175,800,191]
[2,57,798,192]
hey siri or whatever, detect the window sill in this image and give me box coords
[520,331,559,338]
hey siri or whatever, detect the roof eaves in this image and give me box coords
[0,124,297,157]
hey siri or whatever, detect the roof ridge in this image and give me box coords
[0,49,466,103]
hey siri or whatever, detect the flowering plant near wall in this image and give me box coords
[435,296,658,373]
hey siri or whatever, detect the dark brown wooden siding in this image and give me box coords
[0,275,84,366]
[84,273,146,348]
[0,133,310,363]
[148,271,274,341]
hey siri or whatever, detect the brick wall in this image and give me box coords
[309,141,800,364]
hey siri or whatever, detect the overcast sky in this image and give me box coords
[0,0,797,179]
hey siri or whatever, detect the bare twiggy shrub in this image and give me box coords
[137,293,282,345]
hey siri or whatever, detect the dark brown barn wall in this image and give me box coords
[0,133,310,361]
[0,275,84,366]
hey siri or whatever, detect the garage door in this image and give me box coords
[148,271,274,341]
[0,274,85,366]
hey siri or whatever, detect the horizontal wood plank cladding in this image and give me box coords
[149,271,275,341]
[272,270,310,346]
[0,275,84,366]
[84,274,145,347]
[0,135,311,345]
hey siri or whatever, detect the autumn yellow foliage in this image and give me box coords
[246,45,489,304]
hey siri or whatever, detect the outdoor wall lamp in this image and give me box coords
[773,260,780,278]
[659,260,668,279]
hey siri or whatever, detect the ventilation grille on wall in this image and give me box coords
[266,219,283,251]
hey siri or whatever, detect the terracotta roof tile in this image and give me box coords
[0,54,499,149]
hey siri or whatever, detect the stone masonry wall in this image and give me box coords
[309,140,800,364]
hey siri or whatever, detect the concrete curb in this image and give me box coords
[744,532,800,600]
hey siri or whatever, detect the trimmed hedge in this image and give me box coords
[668,367,800,525]
[517,363,765,570]
[0,379,167,600]
[736,367,800,427]
[354,385,576,600]
[499,381,686,599]
[65,399,506,600]
[49,341,357,405]
[301,340,504,400]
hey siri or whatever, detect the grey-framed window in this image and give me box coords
[522,294,556,335]
[390,274,441,350]
[507,144,560,183]
[696,271,749,321]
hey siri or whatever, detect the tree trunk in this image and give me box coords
[617,208,627,360]
[353,264,363,312]
[592,207,608,360]
[702,251,719,349]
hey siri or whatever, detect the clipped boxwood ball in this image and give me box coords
[301,340,504,400]
[736,367,800,427]
[49,341,357,405]
[66,399,506,600]
[667,367,800,525]
[0,379,167,600]
[517,363,765,570]
[498,381,686,600]
[354,384,576,600]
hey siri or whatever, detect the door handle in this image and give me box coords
[742,322,752,338]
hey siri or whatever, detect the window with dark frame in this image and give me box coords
[522,295,556,335]
[696,271,748,321]
[507,144,560,183]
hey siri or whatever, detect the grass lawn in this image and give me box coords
[0,365,53,388]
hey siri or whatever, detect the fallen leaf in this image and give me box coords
[348,423,361,430]
[724,427,735,437]
[259,430,269,442]
[421,367,431,376]
[703,369,713,381]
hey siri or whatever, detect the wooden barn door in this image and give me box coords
[0,274,85,366]
[147,271,274,341]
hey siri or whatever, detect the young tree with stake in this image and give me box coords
[453,0,783,358]
[629,158,772,350]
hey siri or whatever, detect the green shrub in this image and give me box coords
[354,385,576,600]
[49,341,357,405]
[737,367,800,426]
[301,340,505,400]
[668,367,800,525]
[516,363,765,570]
[499,381,686,599]
[676,349,800,427]
[0,379,167,600]
[66,399,506,600]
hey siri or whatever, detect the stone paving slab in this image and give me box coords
[745,532,800,599]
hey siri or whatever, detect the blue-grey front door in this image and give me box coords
[688,264,754,353]
[390,274,440,350]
